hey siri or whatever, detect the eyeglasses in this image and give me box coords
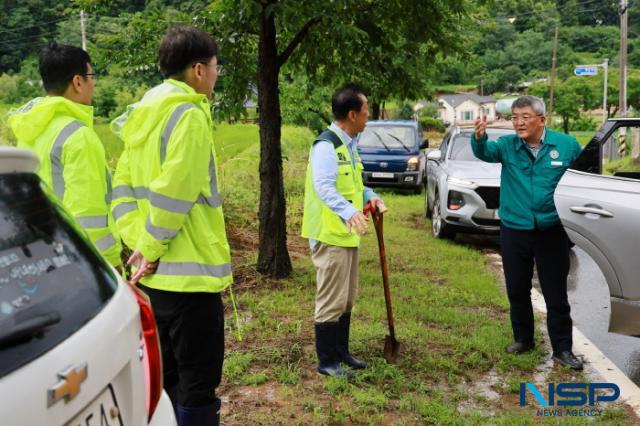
[84,73,97,81]
[510,114,543,123]
[192,62,221,74]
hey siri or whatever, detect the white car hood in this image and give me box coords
[447,160,502,182]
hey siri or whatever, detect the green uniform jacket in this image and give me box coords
[110,79,232,293]
[470,128,582,230]
[8,96,121,266]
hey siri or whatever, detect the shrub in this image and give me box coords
[571,115,598,132]
[419,116,446,132]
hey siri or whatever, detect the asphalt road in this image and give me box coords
[457,234,640,386]
[566,247,640,386]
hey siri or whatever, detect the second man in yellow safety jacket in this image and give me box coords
[110,27,230,426]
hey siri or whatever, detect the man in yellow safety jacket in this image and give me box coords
[110,27,231,426]
[302,84,385,378]
[8,42,121,267]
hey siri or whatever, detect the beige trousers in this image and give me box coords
[311,243,359,323]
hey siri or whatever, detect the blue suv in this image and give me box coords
[357,120,429,193]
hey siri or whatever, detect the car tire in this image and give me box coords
[424,185,431,218]
[431,195,454,239]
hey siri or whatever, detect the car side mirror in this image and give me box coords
[427,149,442,161]
[420,139,429,149]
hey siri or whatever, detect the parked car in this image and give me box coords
[555,118,640,337]
[0,148,175,425]
[425,125,515,238]
[357,120,429,194]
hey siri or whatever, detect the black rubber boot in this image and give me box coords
[336,312,367,369]
[315,322,353,378]
[176,398,221,426]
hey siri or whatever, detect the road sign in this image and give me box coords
[574,66,598,76]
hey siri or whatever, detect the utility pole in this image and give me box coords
[548,24,559,120]
[80,10,87,51]
[602,58,609,123]
[480,79,484,96]
[619,0,628,117]
[617,0,629,159]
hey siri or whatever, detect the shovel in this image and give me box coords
[365,202,402,363]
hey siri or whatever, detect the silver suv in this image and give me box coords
[425,126,515,238]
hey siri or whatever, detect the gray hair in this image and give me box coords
[511,95,546,116]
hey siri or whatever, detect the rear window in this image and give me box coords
[0,173,117,378]
[358,126,417,151]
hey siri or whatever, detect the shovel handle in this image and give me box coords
[371,211,397,340]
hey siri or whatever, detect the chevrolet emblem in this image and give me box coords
[47,363,88,407]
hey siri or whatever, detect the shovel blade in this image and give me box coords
[383,335,402,364]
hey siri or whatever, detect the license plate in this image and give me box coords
[66,385,122,426]
[372,172,394,179]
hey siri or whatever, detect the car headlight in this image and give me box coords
[447,176,475,187]
[406,156,419,171]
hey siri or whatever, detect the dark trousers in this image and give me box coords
[500,224,572,354]
[139,285,224,407]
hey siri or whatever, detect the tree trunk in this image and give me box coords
[563,116,570,134]
[255,4,292,278]
[371,102,381,120]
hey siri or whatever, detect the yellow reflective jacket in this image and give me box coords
[8,96,122,266]
[301,129,365,247]
[110,79,232,293]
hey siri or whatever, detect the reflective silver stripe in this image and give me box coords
[149,191,193,214]
[77,215,108,229]
[156,261,231,278]
[105,168,112,204]
[196,153,222,208]
[112,202,138,221]
[95,234,116,251]
[337,161,351,165]
[145,216,179,241]
[160,103,197,164]
[50,121,85,199]
[112,185,149,200]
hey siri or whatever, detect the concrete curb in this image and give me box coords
[529,286,640,416]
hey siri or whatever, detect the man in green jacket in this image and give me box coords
[8,42,121,267]
[111,27,230,425]
[471,95,583,370]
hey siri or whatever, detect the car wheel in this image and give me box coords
[432,195,454,239]
[424,185,431,217]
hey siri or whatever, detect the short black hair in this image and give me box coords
[159,27,218,78]
[331,83,367,120]
[39,42,91,95]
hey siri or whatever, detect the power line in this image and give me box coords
[493,0,612,21]
[0,16,71,36]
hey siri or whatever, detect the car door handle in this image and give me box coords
[569,206,614,218]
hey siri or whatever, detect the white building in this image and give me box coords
[438,93,496,126]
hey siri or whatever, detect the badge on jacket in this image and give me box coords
[550,150,559,159]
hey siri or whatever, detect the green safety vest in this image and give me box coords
[110,79,232,293]
[301,128,365,247]
[8,96,121,266]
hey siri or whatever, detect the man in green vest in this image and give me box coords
[110,28,230,425]
[302,84,385,378]
[8,42,121,267]
[471,95,583,370]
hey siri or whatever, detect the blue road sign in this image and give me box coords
[574,66,598,76]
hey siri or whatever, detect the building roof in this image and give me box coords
[438,93,495,108]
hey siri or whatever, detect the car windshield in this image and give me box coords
[449,131,512,161]
[358,126,416,152]
[0,173,117,378]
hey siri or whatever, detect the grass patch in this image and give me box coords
[213,123,634,423]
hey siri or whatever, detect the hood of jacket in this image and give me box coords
[7,96,94,146]
[111,79,210,148]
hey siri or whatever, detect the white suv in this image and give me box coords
[0,148,176,426]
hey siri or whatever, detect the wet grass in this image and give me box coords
[210,123,634,424]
